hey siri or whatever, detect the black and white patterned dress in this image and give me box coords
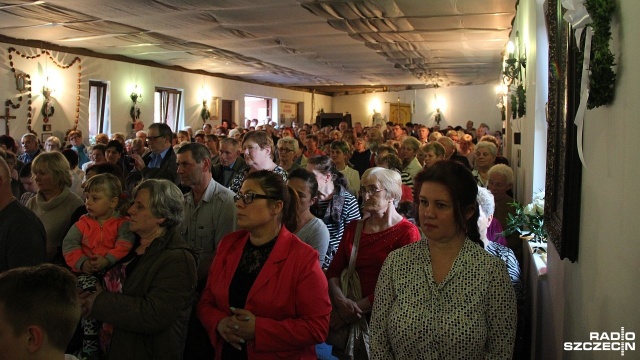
[229,166,288,194]
[370,237,517,359]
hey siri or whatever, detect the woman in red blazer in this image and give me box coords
[198,170,331,359]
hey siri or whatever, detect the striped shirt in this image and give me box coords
[312,187,360,268]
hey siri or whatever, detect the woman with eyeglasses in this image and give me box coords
[198,170,331,360]
[325,167,419,358]
[229,131,287,193]
[276,137,301,175]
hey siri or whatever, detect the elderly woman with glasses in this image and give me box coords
[230,131,287,193]
[198,170,331,360]
[325,168,419,357]
[276,137,301,175]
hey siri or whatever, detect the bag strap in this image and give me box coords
[347,220,364,273]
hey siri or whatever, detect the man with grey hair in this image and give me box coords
[0,156,46,272]
[18,133,41,164]
[128,123,179,187]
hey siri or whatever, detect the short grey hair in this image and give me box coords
[428,131,443,142]
[487,164,514,185]
[362,167,402,205]
[401,136,421,152]
[132,179,184,228]
[437,136,454,148]
[476,186,495,216]
[277,137,299,152]
[177,142,211,164]
[475,141,497,156]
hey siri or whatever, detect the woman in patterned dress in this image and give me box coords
[370,160,517,359]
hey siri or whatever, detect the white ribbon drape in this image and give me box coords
[562,0,592,168]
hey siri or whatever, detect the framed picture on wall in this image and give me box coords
[42,124,51,132]
[210,97,220,121]
[41,132,52,143]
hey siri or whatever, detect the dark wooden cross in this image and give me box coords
[0,106,15,135]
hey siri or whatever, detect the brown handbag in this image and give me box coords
[326,220,370,360]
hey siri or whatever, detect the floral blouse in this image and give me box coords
[370,238,517,359]
[229,166,288,193]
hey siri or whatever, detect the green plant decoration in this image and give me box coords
[516,84,526,118]
[585,0,616,109]
[501,192,547,243]
[511,93,518,119]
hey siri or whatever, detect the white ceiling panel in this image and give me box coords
[0,0,517,94]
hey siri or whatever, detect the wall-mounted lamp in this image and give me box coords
[130,85,142,120]
[130,85,143,104]
[502,32,526,86]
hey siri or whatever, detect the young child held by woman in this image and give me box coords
[63,173,135,359]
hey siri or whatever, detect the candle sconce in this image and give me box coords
[502,32,527,86]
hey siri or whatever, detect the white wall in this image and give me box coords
[0,42,332,143]
[517,0,640,358]
[331,84,504,132]
[560,1,640,358]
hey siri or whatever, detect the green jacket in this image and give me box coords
[92,227,197,359]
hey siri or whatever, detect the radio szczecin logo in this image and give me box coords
[565,328,635,356]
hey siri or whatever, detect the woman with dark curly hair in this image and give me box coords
[371,161,517,359]
[306,155,360,268]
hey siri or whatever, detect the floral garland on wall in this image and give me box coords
[584,0,615,109]
[7,48,82,131]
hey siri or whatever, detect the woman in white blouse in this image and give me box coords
[370,160,517,359]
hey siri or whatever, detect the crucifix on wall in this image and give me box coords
[0,106,16,136]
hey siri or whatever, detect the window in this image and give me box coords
[88,81,109,136]
[154,87,183,131]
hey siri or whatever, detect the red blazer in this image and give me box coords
[197,227,331,359]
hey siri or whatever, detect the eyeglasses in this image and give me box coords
[359,187,385,197]
[234,191,280,204]
[147,135,164,141]
[278,147,294,153]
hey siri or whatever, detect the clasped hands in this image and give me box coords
[217,307,256,350]
[81,255,109,274]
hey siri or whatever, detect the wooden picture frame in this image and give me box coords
[388,102,411,124]
[544,0,582,262]
[41,132,52,143]
[210,97,221,121]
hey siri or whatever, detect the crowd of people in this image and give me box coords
[0,117,525,360]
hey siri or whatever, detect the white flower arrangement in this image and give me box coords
[502,191,547,243]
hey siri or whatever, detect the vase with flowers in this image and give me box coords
[501,191,546,243]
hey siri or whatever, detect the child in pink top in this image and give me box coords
[63,173,135,359]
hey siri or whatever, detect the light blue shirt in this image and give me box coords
[149,147,170,168]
